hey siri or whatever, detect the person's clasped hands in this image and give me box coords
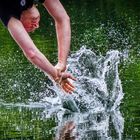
[53,62,76,93]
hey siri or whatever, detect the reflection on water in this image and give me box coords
[0,47,124,140]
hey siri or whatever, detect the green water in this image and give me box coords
[0,0,140,139]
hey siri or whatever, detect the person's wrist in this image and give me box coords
[55,62,66,72]
[52,68,62,84]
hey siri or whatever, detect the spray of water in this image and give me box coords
[52,46,124,140]
[0,47,124,139]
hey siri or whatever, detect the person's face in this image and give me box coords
[20,6,40,32]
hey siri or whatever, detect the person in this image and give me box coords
[0,0,76,93]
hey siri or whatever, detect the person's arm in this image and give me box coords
[8,17,58,80]
[7,17,75,93]
[43,0,71,71]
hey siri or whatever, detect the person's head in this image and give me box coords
[20,5,40,32]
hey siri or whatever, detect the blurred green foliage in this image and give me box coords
[0,0,139,139]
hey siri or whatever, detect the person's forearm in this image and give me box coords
[55,17,71,66]
[43,0,71,67]
[8,17,57,79]
[24,47,57,79]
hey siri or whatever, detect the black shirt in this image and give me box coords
[0,0,45,26]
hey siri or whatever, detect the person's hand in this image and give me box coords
[54,70,76,93]
[60,72,76,93]
[55,62,66,73]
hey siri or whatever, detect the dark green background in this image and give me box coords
[0,0,140,139]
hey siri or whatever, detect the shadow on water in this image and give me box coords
[0,47,124,140]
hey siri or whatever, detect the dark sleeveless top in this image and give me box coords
[0,0,45,26]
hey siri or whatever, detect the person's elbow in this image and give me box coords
[64,14,70,23]
[56,14,70,25]
[64,14,70,24]
[24,48,37,61]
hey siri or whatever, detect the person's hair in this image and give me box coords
[20,5,40,19]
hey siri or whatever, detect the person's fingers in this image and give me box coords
[63,83,75,93]
[69,74,76,81]
[62,84,72,93]
[54,70,76,93]
[61,81,75,93]
[65,80,75,88]
[62,73,76,81]
[61,79,75,90]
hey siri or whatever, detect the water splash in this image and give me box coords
[54,46,124,140]
[66,46,123,111]
[0,47,124,140]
